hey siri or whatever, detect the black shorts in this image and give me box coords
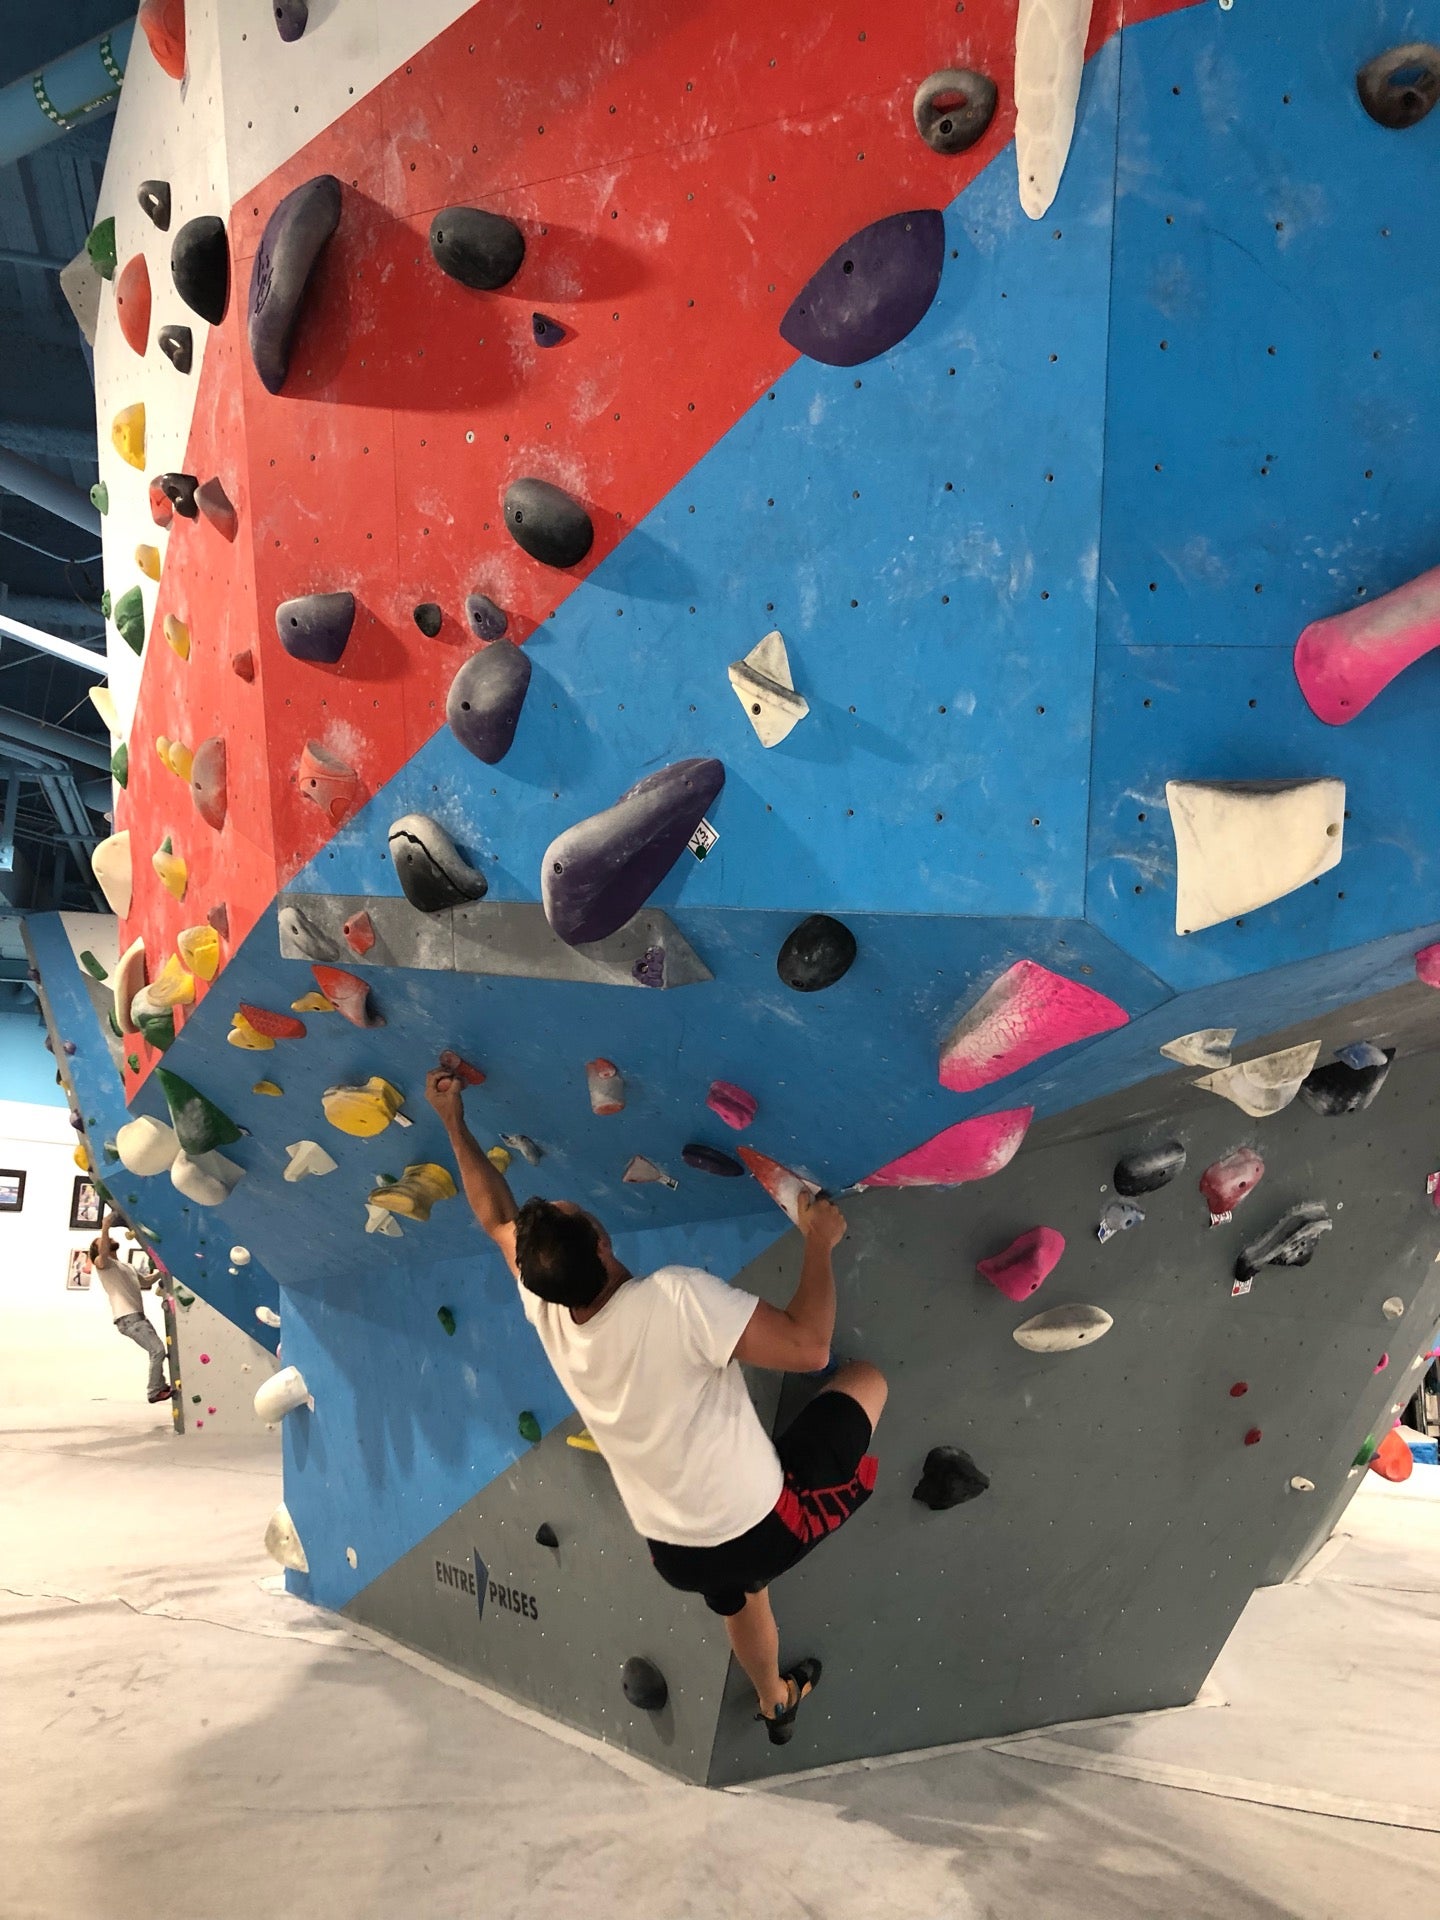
[647,1388,878,1617]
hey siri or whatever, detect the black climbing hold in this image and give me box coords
[532,311,565,347]
[137,179,171,230]
[535,1522,559,1550]
[1113,1140,1186,1198]
[1234,1201,1333,1286]
[436,1305,456,1336]
[274,590,355,664]
[274,0,308,41]
[779,209,945,368]
[912,1445,990,1512]
[413,602,444,638]
[465,592,508,641]
[171,215,230,326]
[503,476,594,570]
[621,1656,668,1712]
[429,207,525,290]
[156,472,199,519]
[447,642,532,765]
[777,913,857,992]
[1298,1050,1395,1117]
[682,1143,744,1178]
[248,174,342,395]
[1357,43,1440,129]
[912,68,998,156]
[158,324,193,373]
[388,812,488,912]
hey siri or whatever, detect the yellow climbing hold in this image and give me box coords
[151,836,187,901]
[251,1080,284,1096]
[167,741,193,782]
[291,991,335,1013]
[73,1140,92,1173]
[486,1146,512,1174]
[176,924,220,982]
[162,613,190,660]
[111,403,145,468]
[89,686,121,735]
[143,952,195,1008]
[323,1077,405,1138]
[227,1012,274,1051]
[366,1162,457,1221]
[566,1430,600,1453]
[135,544,162,582]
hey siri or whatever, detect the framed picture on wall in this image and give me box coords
[68,1176,102,1232]
[65,1248,90,1291]
[0,1169,25,1212]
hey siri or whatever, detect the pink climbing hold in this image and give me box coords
[1199,1146,1265,1220]
[861,1107,1032,1188]
[208,1406,216,1414]
[1294,564,1440,725]
[199,1352,210,1364]
[706,1080,757,1130]
[737,1146,819,1225]
[939,961,1128,1093]
[586,1059,625,1116]
[976,1226,1065,1302]
[1374,1353,1389,1373]
[343,911,376,956]
[1416,944,1440,988]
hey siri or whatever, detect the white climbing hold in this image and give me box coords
[1166,778,1345,935]
[364,1201,403,1236]
[622,1155,678,1189]
[345,1547,358,1568]
[230,1245,251,1265]
[113,937,147,1036]
[254,1365,313,1421]
[255,1305,281,1328]
[727,630,809,747]
[116,1113,180,1175]
[1193,1040,1321,1118]
[1288,1477,1315,1494]
[1014,0,1094,219]
[92,830,133,919]
[264,1502,308,1572]
[1159,1027,1235,1069]
[284,1139,338,1182]
[1382,1296,1405,1319]
[1013,1302,1113,1352]
[171,1148,244,1206]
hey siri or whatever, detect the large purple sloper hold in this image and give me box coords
[779,210,946,368]
[542,757,725,946]
[446,643,532,764]
[275,591,355,664]
[248,175,342,395]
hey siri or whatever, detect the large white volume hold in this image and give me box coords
[116,1114,180,1176]
[91,830,133,918]
[727,631,809,747]
[1167,778,1345,935]
[254,1366,313,1422]
[170,1148,244,1206]
[284,1139,338,1182]
[1013,1303,1112,1352]
[1014,0,1095,219]
[1193,1040,1321,1118]
[264,1502,309,1572]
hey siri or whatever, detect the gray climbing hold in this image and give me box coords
[1113,1141,1186,1198]
[277,904,339,962]
[275,590,354,664]
[1336,1040,1390,1070]
[777,913,856,992]
[728,630,808,746]
[1357,43,1440,128]
[413,603,443,638]
[248,174,342,395]
[1298,1050,1395,1116]
[158,324,193,373]
[501,1133,543,1165]
[388,813,488,912]
[447,643,531,765]
[465,593,508,641]
[137,179,171,230]
[1160,1027,1235,1070]
[779,210,945,368]
[429,207,525,289]
[274,0,308,40]
[542,757,725,946]
[1096,1200,1144,1243]
[1234,1202,1333,1286]
[913,68,998,155]
[682,1143,744,1178]
[621,1656,668,1712]
[912,1445,990,1510]
[172,215,230,325]
[503,477,594,570]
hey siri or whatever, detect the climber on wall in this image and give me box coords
[90,1206,171,1405]
[425,1066,886,1744]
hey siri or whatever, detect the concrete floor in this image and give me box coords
[3,1398,1438,1920]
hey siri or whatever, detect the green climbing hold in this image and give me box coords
[135,1007,176,1052]
[87,216,117,280]
[79,949,107,981]
[108,1011,122,1038]
[100,590,111,619]
[1353,1434,1377,1468]
[126,1053,140,1072]
[177,1292,195,1307]
[518,1411,541,1444]
[437,1306,457,1336]
[192,1394,201,1404]
[111,741,129,788]
[90,481,109,514]
[155,1067,244,1155]
[114,585,145,655]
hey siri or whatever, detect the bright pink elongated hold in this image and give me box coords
[1294,564,1440,725]
[1199,1146,1265,1218]
[1417,943,1440,988]
[706,1080,757,1130]
[939,960,1128,1093]
[737,1146,819,1225]
[861,1107,1033,1188]
[977,1226,1065,1303]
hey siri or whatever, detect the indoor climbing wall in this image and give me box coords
[27,0,1440,1782]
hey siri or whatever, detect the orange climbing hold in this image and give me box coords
[342,910,375,955]
[311,965,383,1028]
[438,1048,485,1087]
[115,254,152,355]
[138,0,186,79]
[737,1146,819,1224]
[230,648,255,682]
[1369,1429,1413,1482]
[237,1003,307,1041]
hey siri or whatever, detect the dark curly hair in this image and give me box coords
[514,1198,607,1307]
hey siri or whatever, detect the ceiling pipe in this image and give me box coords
[0,609,108,673]
[0,21,135,170]
[0,444,101,532]
[0,706,110,769]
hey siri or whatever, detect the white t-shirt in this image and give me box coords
[95,1257,142,1321]
[518,1265,784,1548]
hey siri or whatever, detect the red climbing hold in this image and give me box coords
[138,0,186,80]
[1229,1382,1248,1397]
[312,965,383,1028]
[1370,1429,1413,1481]
[1244,1428,1262,1447]
[586,1059,625,1116]
[1199,1147,1265,1221]
[196,477,238,541]
[238,1003,307,1040]
[939,961,1129,1093]
[342,911,375,956]
[736,1146,819,1224]
[230,648,255,682]
[1417,943,1440,988]
[861,1108,1032,1188]
[1294,564,1440,725]
[297,741,359,823]
[437,1048,485,1087]
[115,255,152,355]
[706,1080,757,1130]
[977,1226,1065,1302]
[148,479,174,528]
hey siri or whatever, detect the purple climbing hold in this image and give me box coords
[429,207,525,290]
[632,948,666,989]
[248,175,342,395]
[274,0,308,41]
[504,477,594,570]
[172,215,230,326]
[542,757,725,946]
[275,591,355,664]
[532,312,565,347]
[158,324,193,373]
[465,593,508,641]
[779,210,945,368]
[682,1143,745,1178]
[446,642,532,765]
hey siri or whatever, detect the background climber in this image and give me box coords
[90,1206,170,1405]
[425,1066,887,1743]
